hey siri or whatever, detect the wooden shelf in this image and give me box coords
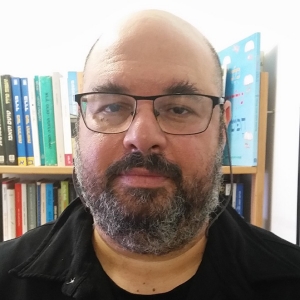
[0,166,73,175]
[0,165,257,175]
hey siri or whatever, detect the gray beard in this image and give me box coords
[74,127,224,255]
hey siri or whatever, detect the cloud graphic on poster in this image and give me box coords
[244,74,254,85]
[222,56,231,65]
[244,132,253,140]
[245,40,255,52]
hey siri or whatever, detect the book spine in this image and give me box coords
[231,183,237,209]
[2,181,9,241]
[26,182,37,230]
[14,182,22,237]
[77,71,83,94]
[39,76,57,166]
[1,75,18,165]
[60,76,73,166]
[21,182,27,234]
[235,183,244,216]
[28,77,40,166]
[60,180,69,213]
[40,182,46,225]
[52,72,65,166]
[53,181,59,220]
[36,181,41,226]
[7,184,16,240]
[34,76,45,165]
[20,78,34,166]
[0,79,6,164]
[11,77,27,166]
[46,182,54,222]
[67,71,78,116]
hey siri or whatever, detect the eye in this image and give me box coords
[103,103,122,113]
[169,106,190,115]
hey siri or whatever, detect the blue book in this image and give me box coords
[218,32,261,166]
[45,181,54,222]
[34,76,45,166]
[11,77,27,166]
[20,78,34,166]
[67,71,78,116]
[235,183,244,217]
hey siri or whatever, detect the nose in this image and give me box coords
[123,101,167,154]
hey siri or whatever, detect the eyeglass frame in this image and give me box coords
[74,92,225,135]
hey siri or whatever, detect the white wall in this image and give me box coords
[1,0,299,243]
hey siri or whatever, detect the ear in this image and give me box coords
[221,100,231,148]
[223,100,231,127]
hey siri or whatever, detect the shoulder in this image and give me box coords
[207,206,300,297]
[0,198,89,284]
[0,222,54,275]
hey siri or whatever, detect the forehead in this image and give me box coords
[84,13,219,95]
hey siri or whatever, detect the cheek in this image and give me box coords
[168,130,219,177]
[78,121,124,173]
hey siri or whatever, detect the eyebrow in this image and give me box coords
[92,82,129,94]
[164,81,201,94]
[92,80,201,95]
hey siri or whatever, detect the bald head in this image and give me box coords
[84,9,222,94]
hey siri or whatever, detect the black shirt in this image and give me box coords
[0,198,300,299]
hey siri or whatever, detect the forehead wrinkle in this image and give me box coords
[90,80,204,96]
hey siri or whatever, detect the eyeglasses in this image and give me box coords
[75,92,224,135]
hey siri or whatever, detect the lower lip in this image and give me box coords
[118,175,168,188]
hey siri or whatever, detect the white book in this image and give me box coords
[21,182,28,234]
[52,72,65,166]
[2,179,17,241]
[7,185,16,240]
[60,75,73,166]
[2,181,9,241]
[231,183,237,210]
[40,182,46,225]
[27,76,41,166]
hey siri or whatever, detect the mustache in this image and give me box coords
[104,152,182,186]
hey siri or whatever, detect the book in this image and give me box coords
[14,182,23,237]
[36,180,41,226]
[21,181,28,234]
[59,180,69,214]
[67,71,78,116]
[26,181,37,230]
[60,75,73,166]
[77,71,83,94]
[0,79,6,165]
[2,178,18,241]
[53,181,59,220]
[52,72,65,166]
[235,182,244,216]
[11,77,27,166]
[44,180,54,223]
[34,76,45,165]
[39,76,57,165]
[0,75,18,165]
[218,32,261,166]
[20,78,35,166]
[0,177,10,241]
[40,179,55,224]
[28,76,41,166]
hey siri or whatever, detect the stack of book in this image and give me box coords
[1,177,77,241]
[0,71,82,167]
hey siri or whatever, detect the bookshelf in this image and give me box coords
[0,73,269,228]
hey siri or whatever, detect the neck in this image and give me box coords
[92,225,208,295]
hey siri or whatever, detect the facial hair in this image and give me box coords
[74,124,224,256]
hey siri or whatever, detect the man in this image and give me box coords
[1,9,300,300]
